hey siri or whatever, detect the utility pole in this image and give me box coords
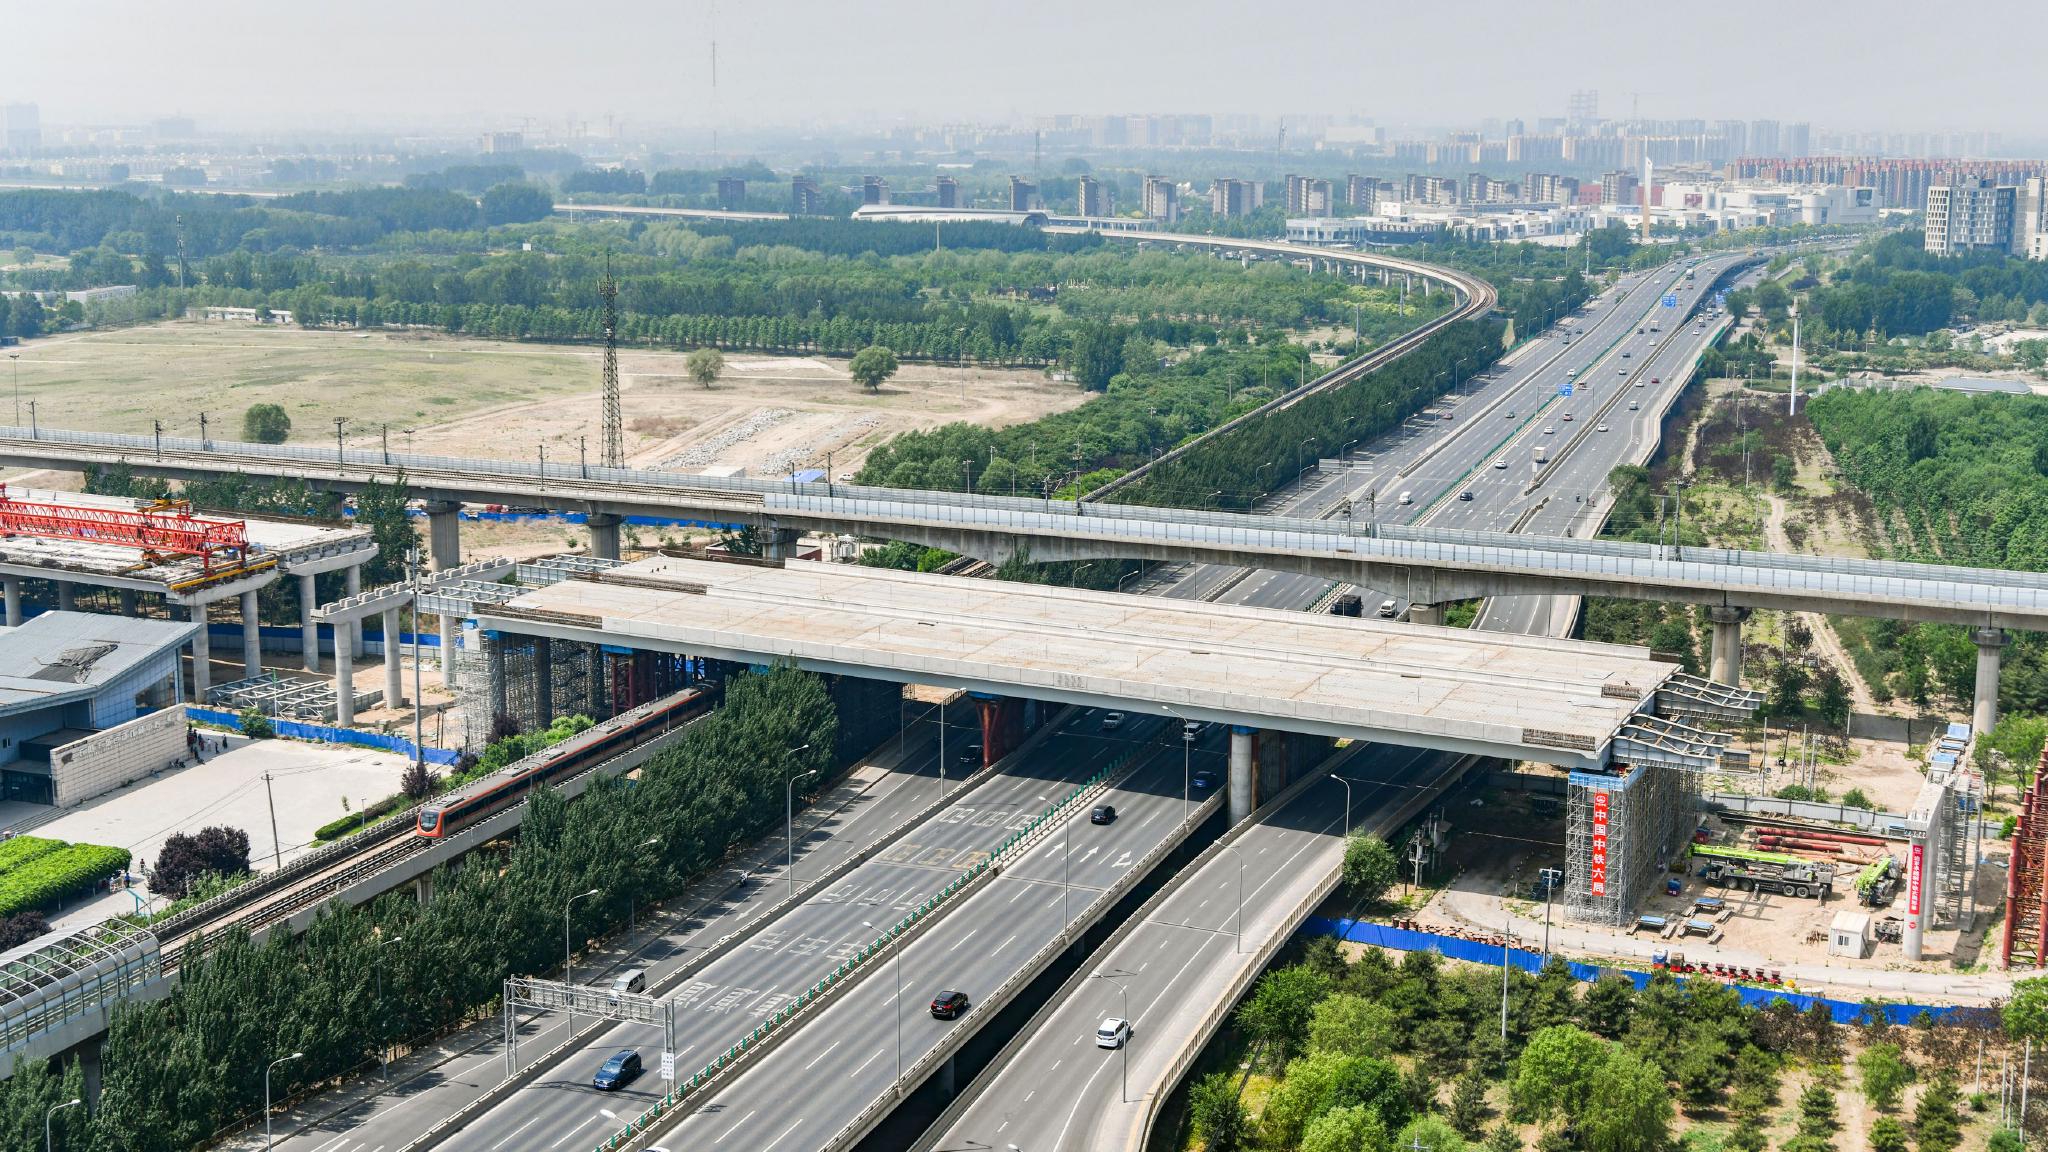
[263,772,283,871]
[1789,302,1801,416]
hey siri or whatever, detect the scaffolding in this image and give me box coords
[1563,757,1692,926]
[457,633,608,749]
[2004,751,2048,967]
[205,673,380,724]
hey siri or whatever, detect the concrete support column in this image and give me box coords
[486,633,508,727]
[588,513,623,562]
[1407,602,1442,626]
[333,635,355,729]
[534,635,554,727]
[55,580,73,611]
[382,607,405,711]
[298,572,320,673]
[426,500,462,690]
[346,564,364,659]
[241,590,262,679]
[77,1037,103,1108]
[2,577,19,627]
[1228,725,1256,826]
[1708,606,1748,686]
[1904,839,1929,962]
[1974,628,2005,737]
[761,527,800,561]
[414,873,435,905]
[190,600,212,700]
[937,1053,957,1099]
[118,589,138,617]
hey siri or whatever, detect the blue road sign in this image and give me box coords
[1560,383,1574,396]
[1662,293,1679,308]
[1715,291,1727,306]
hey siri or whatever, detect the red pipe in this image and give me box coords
[1756,825,1888,847]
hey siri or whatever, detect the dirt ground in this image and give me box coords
[6,320,1088,476]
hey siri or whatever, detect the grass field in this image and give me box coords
[4,320,1086,474]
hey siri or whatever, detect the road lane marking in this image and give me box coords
[995,933,1017,953]
[850,1048,886,1078]
[714,1109,757,1143]
[765,1118,804,1149]
[490,1117,543,1150]
[803,1040,841,1070]
[549,1115,598,1148]
[948,928,978,953]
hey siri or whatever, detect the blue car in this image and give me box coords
[593,1049,642,1091]
[1191,770,1220,792]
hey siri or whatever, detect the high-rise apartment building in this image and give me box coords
[716,177,747,210]
[1599,170,1641,206]
[790,177,821,215]
[2014,178,2048,260]
[1784,122,1811,159]
[1008,176,1038,212]
[935,176,959,209]
[1567,90,1599,130]
[1076,175,1114,217]
[1210,178,1263,218]
[1142,176,1180,223]
[1524,173,1580,204]
[480,129,522,154]
[861,175,889,206]
[1344,174,1378,213]
[1284,174,1332,216]
[1924,179,2016,256]
[1748,120,1781,158]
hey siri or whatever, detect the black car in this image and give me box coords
[1191,770,1221,792]
[930,990,971,1019]
[1091,804,1117,824]
[957,744,983,767]
[593,1049,642,1091]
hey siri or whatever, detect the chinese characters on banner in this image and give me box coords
[1590,791,1610,897]
[1907,842,1923,918]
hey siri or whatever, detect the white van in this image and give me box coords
[1397,491,1413,505]
[609,968,647,1004]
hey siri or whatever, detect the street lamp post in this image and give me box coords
[1328,774,1354,837]
[863,920,903,1088]
[1093,971,1134,1102]
[45,1097,80,1152]
[265,1052,303,1151]
[564,888,600,1032]
[785,749,817,897]
[9,352,20,426]
[376,934,405,1078]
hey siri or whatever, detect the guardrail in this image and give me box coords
[591,743,1159,1152]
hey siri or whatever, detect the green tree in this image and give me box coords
[1187,1070,1247,1150]
[1235,963,1329,1063]
[1260,1051,1409,1150]
[1674,1034,1733,1108]
[1870,1117,1912,1152]
[1449,1070,1493,1137]
[1510,1024,1606,1124]
[1302,1104,1390,1152]
[1857,1042,1914,1112]
[1913,1076,1962,1152]
[1483,1122,1523,1152]
[2003,975,2048,1043]
[1308,992,1399,1058]
[849,345,899,392]
[685,347,725,389]
[1791,1082,1840,1152]
[1581,1047,1673,1152]
[242,402,292,444]
[1579,973,1635,1038]
[480,181,552,225]
[1398,1113,1469,1152]
[1342,832,1399,903]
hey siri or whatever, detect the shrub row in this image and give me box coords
[0,843,132,915]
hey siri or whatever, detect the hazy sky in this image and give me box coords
[6,0,2037,136]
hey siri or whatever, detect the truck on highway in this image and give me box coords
[1533,445,1549,464]
[1693,845,1835,898]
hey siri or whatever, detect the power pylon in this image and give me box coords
[600,253,623,468]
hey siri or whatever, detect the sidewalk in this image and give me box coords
[221,733,938,1151]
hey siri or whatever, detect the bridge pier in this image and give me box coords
[1407,602,1442,626]
[299,572,321,673]
[937,1052,957,1100]
[189,601,212,699]
[1228,726,1256,824]
[1975,628,2005,736]
[346,564,364,659]
[588,513,623,562]
[535,636,555,727]
[3,576,19,626]
[1708,606,1748,686]
[486,632,508,725]
[118,589,137,617]
[241,590,262,679]
[55,580,73,611]
[383,607,405,710]
[761,527,800,561]
[333,636,355,728]
[77,1035,103,1107]
[427,500,463,688]
[414,872,434,905]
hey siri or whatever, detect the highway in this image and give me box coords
[646,717,1227,1152]
[922,252,1752,1152]
[268,714,1204,1152]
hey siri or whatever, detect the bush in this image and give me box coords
[239,709,275,739]
[1840,788,1873,810]
[0,909,49,949]
[242,402,291,444]
[0,843,131,915]
[150,826,250,899]
[0,835,64,873]
[313,794,412,842]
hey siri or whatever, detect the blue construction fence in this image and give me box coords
[185,705,461,766]
[1304,917,1966,1026]
[205,621,448,658]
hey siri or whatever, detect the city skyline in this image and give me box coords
[4,0,2040,138]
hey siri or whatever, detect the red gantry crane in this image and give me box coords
[0,486,252,573]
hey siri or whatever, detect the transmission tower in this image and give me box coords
[600,253,623,468]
